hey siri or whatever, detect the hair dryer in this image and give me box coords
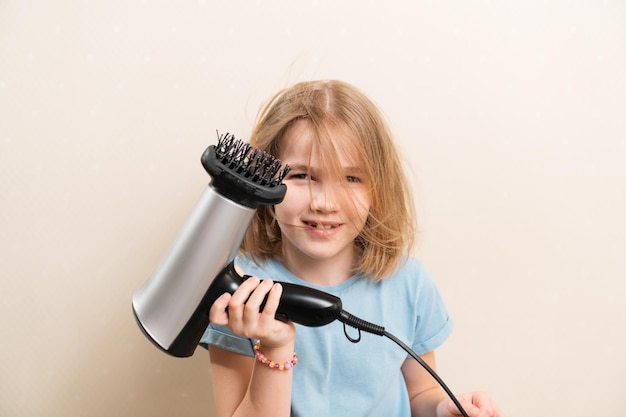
[132,134,343,357]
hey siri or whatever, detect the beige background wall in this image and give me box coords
[1,1,625,416]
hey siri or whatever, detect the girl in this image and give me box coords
[202,80,503,417]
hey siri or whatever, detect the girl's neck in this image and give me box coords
[280,251,356,287]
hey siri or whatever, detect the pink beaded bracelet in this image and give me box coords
[253,341,298,371]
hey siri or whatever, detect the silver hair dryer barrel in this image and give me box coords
[132,187,254,357]
[132,133,290,357]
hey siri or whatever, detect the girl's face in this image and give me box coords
[274,119,371,270]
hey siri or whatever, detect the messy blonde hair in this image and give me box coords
[240,80,416,280]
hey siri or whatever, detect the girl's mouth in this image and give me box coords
[304,221,340,230]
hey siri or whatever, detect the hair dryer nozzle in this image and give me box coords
[202,132,290,208]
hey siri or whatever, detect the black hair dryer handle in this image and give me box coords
[210,262,343,327]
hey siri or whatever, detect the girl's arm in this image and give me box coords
[208,277,296,417]
[209,342,295,417]
[402,352,504,417]
[402,351,448,417]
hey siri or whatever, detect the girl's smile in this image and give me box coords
[303,220,343,236]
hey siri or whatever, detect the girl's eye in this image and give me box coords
[346,175,361,183]
[288,172,310,180]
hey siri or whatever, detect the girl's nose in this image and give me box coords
[310,188,339,213]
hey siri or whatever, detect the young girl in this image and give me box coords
[202,80,503,417]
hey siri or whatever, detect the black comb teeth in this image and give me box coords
[201,131,290,208]
[216,132,290,186]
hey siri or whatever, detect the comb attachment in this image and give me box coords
[214,133,290,187]
[201,132,290,208]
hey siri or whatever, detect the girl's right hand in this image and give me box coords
[209,274,296,349]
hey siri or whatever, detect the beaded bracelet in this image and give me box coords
[253,340,298,371]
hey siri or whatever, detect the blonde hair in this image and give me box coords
[240,80,416,280]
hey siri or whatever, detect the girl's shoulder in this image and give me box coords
[397,255,426,271]
[377,256,442,297]
[386,256,431,282]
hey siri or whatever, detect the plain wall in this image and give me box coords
[1,1,625,416]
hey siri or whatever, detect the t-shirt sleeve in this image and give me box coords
[199,323,255,357]
[411,314,453,355]
[407,260,454,355]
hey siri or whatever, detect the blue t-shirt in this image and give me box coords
[200,256,453,417]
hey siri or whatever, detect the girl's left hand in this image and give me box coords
[437,391,504,417]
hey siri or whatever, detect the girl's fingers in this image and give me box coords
[212,276,261,331]
[228,276,260,311]
[243,279,275,319]
[210,275,290,342]
[234,264,245,276]
[208,292,232,325]
[228,277,275,332]
[259,283,283,319]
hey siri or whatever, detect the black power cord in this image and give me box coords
[338,310,470,417]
